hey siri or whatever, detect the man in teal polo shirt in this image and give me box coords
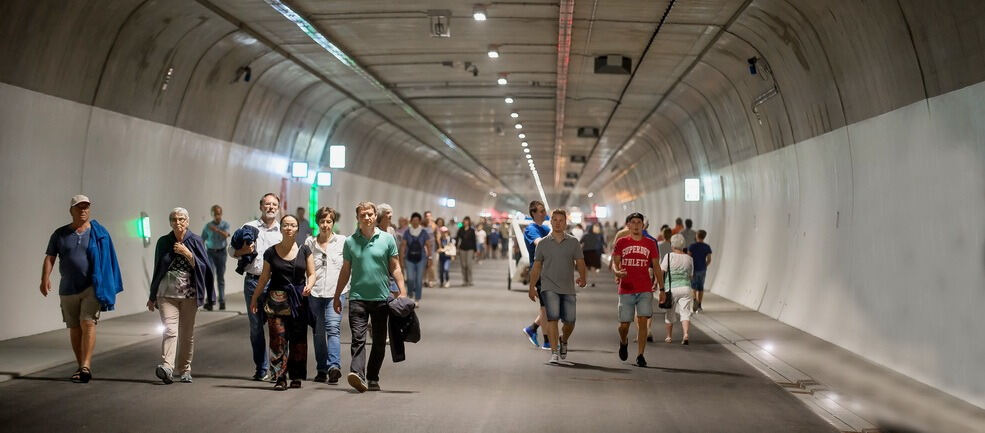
[334,201,408,392]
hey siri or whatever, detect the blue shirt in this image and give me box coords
[201,220,231,250]
[46,224,92,295]
[688,242,713,272]
[523,221,551,260]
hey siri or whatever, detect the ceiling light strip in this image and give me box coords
[553,0,575,189]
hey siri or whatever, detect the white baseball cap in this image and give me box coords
[70,195,91,207]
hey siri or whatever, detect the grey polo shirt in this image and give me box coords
[533,234,584,295]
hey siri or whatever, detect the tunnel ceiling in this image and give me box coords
[2,0,983,209]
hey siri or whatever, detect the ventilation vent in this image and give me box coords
[577,127,600,138]
[570,155,587,163]
[563,181,575,188]
[566,172,579,179]
[594,55,631,74]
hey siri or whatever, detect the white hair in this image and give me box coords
[377,203,394,216]
[670,233,686,250]
[169,207,189,219]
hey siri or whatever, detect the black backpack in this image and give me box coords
[406,230,424,263]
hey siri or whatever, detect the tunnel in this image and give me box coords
[1,1,983,432]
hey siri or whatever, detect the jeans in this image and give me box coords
[243,276,268,374]
[541,291,577,323]
[405,259,427,300]
[349,299,389,381]
[207,249,226,303]
[309,294,345,373]
[438,253,451,285]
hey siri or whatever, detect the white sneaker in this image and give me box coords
[548,352,560,364]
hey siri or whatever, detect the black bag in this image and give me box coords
[658,253,674,310]
[264,290,292,316]
[406,230,424,263]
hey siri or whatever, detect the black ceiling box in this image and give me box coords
[570,155,587,163]
[566,172,579,179]
[563,181,575,188]
[577,127,600,138]
[594,55,632,74]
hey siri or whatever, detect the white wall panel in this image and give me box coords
[0,82,489,341]
[598,81,985,408]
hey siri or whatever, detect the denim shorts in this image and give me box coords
[617,292,653,322]
[691,270,707,291]
[541,291,576,323]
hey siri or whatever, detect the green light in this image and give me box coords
[309,186,319,236]
[138,215,151,239]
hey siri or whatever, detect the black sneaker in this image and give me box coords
[219,302,226,310]
[646,335,654,342]
[368,380,381,391]
[347,372,368,393]
[636,354,647,367]
[618,342,628,361]
[313,371,327,383]
[204,303,214,311]
[327,367,342,384]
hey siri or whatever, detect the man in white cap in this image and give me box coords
[41,195,123,383]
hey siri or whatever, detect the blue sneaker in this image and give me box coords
[542,339,551,350]
[522,327,539,347]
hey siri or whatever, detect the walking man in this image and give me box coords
[41,195,123,383]
[688,230,713,312]
[402,212,432,303]
[611,213,665,367]
[201,204,230,310]
[521,201,551,349]
[334,202,408,392]
[527,208,587,364]
[230,193,282,381]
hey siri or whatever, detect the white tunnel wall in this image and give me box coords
[601,81,985,409]
[0,82,489,341]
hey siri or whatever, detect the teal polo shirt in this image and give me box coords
[343,227,398,301]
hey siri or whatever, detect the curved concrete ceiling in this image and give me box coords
[1,0,983,209]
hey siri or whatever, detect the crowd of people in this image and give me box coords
[40,192,713,388]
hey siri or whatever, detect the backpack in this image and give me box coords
[406,230,424,263]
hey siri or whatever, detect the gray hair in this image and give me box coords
[377,203,394,216]
[169,207,189,219]
[670,233,686,250]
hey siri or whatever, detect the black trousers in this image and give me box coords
[348,299,389,381]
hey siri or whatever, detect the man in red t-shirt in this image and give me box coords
[611,212,665,367]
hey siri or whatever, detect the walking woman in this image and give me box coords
[435,218,454,288]
[147,208,214,384]
[456,216,477,286]
[305,207,349,384]
[249,215,316,390]
[660,234,694,345]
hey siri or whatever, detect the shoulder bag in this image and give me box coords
[264,249,296,317]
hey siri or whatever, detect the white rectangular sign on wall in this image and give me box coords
[684,178,700,202]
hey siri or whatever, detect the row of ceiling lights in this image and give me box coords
[474,3,548,207]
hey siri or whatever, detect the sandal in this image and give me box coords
[71,368,83,383]
[682,335,690,345]
[273,379,287,391]
[290,379,302,389]
[664,337,672,344]
[79,367,92,383]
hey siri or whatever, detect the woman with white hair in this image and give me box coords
[660,233,694,345]
[147,207,214,384]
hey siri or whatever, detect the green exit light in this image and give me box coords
[138,214,151,239]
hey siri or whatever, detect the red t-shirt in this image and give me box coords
[614,236,659,294]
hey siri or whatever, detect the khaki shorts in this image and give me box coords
[60,287,100,327]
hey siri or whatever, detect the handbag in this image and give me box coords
[264,249,298,317]
[444,241,457,257]
[658,253,674,309]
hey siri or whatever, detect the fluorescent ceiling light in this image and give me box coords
[517,133,526,139]
[514,123,522,129]
[447,198,457,208]
[523,148,530,153]
[487,45,499,58]
[510,112,519,118]
[504,97,514,104]
[497,77,508,85]
[525,154,532,159]
[521,142,528,147]
[587,192,594,198]
[316,171,332,187]
[473,5,487,21]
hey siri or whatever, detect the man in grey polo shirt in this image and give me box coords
[528,208,587,364]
